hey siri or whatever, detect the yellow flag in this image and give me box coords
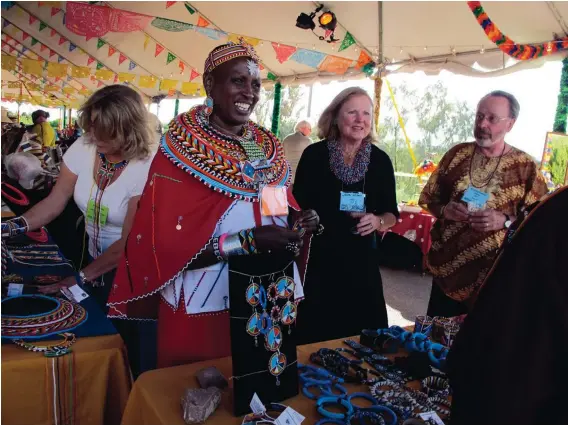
[19,95,31,103]
[198,87,206,97]
[27,83,40,91]
[118,72,136,83]
[32,96,44,104]
[8,81,21,89]
[47,62,69,78]
[227,34,260,46]
[95,69,114,81]
[180,82,200,95]
[160,79,178,91]
[71,65,91,78]
[22,59,44,76]
[144,35,150,51]
[79,88,91,96]
[63,86,77,95]
[1,55,17,71]
[44,84,59,92]
[139,75,157,88]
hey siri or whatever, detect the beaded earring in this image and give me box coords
[203,96,214,118]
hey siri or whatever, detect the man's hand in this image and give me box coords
[443,202,469,222]
[468,209,507,232]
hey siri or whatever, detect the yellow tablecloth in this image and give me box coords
[2,334,132,425]
[121,338,405,425]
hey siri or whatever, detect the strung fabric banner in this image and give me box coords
[272,43,297,64]
[69,43,77,52]
[160,79,178,91]
[318,55,353,74]
[96,62,104,70]
[63,86,76,94]
[166,52,176,65]
[22,32,30,41]
[7,81,21,89]
[166,1,176,8]
[40,44,48,52]
[71,65,91,78]
[355,50,372,69]
[97,38,106,49]
[65,2,152,38]
[179,61,185,74]
[49,49,57,58]
[181,81,199,94]
[184,2,195,14]
[57,55,65,63]
[128,61,137,71]
[196,16,209,27]
[338,32,355,52]
[267,72,277,81]
[95,69,114,80]
[97,81,103,87]
[108,46,116,57]
[189,68,200,81]
[30,16,38,25]
[22,47,28,54]
[144,35,150,50]
[289,49,326,69]
[195,27,226,40]
[79,88,91,95]
[58,36,66,45]
[168,88,176,97]
[151,17,194,32]
[39,22,47,31]
[118,53,127,65]
[155,44,165,57]
[139,75,157,88]
[87,56,95,66]
[118,72,136,82]
[22,59,43,76]
[228,33,259,46]
[47,62,68,78]
[51,7,61,16]
[50,29,57,37]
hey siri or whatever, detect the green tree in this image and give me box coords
[253,86,305,138]
[19,112,33,125]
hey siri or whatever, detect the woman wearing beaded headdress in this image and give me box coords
[107,41,319,368]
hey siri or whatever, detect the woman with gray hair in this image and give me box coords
[293,86,398,344]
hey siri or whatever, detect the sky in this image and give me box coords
[3,60,561,159]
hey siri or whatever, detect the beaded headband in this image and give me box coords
[204,39,260,75]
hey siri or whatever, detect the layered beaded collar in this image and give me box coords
[328,139,371,185]
[161,105,291,202]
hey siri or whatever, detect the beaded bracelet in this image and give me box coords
[12,332,76,354]
[421,376,450,397]
[1,216,30,238]
[212,236,224,261]
[220,233,246,257]
[316,396,354,420]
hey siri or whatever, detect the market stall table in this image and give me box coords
[120,337,430,425]
[388,210,436,255]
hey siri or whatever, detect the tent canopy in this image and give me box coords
[1,1,567,108]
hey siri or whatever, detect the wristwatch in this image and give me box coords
[503,214,512,229]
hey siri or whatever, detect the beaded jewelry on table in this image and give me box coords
[237,264,297,386]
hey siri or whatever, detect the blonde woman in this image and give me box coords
[2,85,156,307]
[293,87,398,344]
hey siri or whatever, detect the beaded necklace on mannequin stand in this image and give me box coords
[90,153,128,258]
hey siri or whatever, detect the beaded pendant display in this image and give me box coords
[162,105,291,202]
[1,295,88,339]
[245,272,297,385]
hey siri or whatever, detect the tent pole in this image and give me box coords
[63,105,67,128]
[374,1,384,138]
[307,84,313,118]
[174,97,179,118]
[271,82,282,137]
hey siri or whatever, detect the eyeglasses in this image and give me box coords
[475,113,509,125]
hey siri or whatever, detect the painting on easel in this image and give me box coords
[540,132,568,189]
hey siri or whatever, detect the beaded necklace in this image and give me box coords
[328,140,371,185]
[90,153,129,256]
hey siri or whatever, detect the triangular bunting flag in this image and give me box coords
[2,20,9,30]
[51,7,61,16]
[166,52,176,64]
[190,68,200,81]
[86,35,94,42]
[87,56,95,66]
[69,43,76,52]
[271,42,297,64]
[118,53,127,65]
[40,44,48,52]
[338,32,356,52]
[49,49,57,58]
[96,62,103,70]
[128,61,137,71]
[325,29,333,39]
[184,3,195,14]
[5,35,12,43]
[98,81,103,88]
[318,55,353,75]
[355,50,372,69]
[166,1,176,8]
[155,43,164,57]
[58,55,64,63]
[59,36,66,45]
[143,35,150,50]
[114,74,118,83]
[22,32,30,41]
[197,16,209,27]
[97,38,106,49]
[30,16,37,25]
[108,46,116,57]
[290,49,326,69]
[39,22,47,31]
[50,29,57,37]
[8,46,15,54]
[179,61,185,74]
[267,72,277,81]
[22,47,27,53]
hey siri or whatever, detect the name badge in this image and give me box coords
[87,200,109,226]
[260,186,288,216]
[462,186,489,211]
[339,191,366,212]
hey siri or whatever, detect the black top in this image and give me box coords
[292,140,399,344]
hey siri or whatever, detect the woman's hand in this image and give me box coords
[296,209,320,233]
[254,225,303,255]
[443,201,469,222]
[37,275,76,295]
[351,213,386,236]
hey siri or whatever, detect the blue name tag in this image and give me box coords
[340,191,366,212]
[462,186,489,208]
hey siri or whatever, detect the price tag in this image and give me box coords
[462,186,489,210]
[249,393,266,415]
[418,411,445,425]
[274,407,305,425]
[7,283,23,297]
[339,191,366,212]
[61,284,89,303]
[260,186,288,216]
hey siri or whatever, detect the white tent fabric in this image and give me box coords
[1,1,567,106]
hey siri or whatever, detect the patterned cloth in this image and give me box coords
[419,142,548,303]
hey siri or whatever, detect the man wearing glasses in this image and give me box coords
[419,90,548,317]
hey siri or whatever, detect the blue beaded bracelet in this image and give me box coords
[302,382,329,400]
[346,392,378,409]
[362,405,398,425]
[321,383,348,397]
[316,396,354,420]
